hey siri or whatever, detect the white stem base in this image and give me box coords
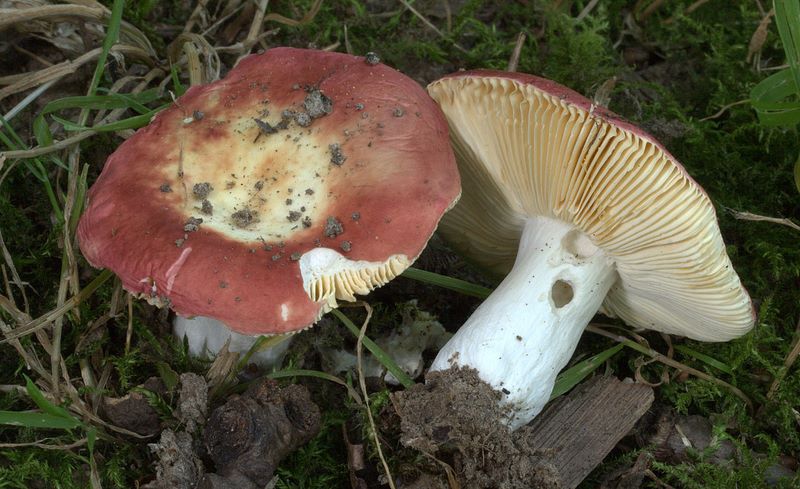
[430,216,617,430]
[173,316,292,367]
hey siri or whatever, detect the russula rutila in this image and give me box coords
[77,48,460,350]
[425,71,755,429]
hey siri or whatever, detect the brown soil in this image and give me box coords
[200,379,321,488]
[392,367,562,489]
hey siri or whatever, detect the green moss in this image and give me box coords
[276,409,350,488]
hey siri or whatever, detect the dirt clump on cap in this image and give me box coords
[392,367,562,489]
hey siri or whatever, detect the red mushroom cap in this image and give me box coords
[78,47,460,335]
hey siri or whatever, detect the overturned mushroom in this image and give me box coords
[426,71,755,429]
[77,48,460,353]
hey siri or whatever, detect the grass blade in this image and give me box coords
[86,0,124,99]
[332,308,415,388]
[774,0,800,91]
[750,69,800,126]
[401,267,492,299]
[550,344,623,400]
[674,345,733,374]
[52,107,165,132]
[39,90,161,115]
[24,376,80,425]
[0,411,81,430]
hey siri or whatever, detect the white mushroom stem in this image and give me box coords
[429,215,617,430]
[173,316,292,367]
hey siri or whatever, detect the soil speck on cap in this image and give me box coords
[193,110,204,120]
[304,89,333,119]
[351,212,360,221]
[354,103,364,111]
[364,52,380,65]
[302,216,312,228]
[285,198,292,205]
[393,367,563,489]
[287,211,302,222]
[329,143,346,166]
[193,182,213,199]
[255,180,264,190]
[160,183,172,193]
[305,188,314,195]
[324,217,343,238]
[184,217,203,233]
[340,240,351,252]
[200,199,213,215]
[290,252,301,261]
[393,107,405,117]
[175,238,185,247]
[231,208,257,228]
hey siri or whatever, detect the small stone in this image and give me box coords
[364,52,380,65]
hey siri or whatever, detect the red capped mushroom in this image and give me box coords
[77,48,460,346]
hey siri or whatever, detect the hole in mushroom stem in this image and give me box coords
[561,228,597,260]
[551,280,574,308]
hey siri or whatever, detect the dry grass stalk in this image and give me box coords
[352,302,397,489]
[747,8,775,67]
[587,323,753,410]
[0,438,88,450]
[728,209,800,232]
[506,32,526,72]
[0,3,106,30]
[398,0,467,53]
[0,45,155,103]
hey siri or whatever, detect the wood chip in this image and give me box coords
[525,376,654,489]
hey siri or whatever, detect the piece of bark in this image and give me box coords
[523,376,654,489]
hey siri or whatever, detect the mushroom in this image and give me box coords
[77,48,460,356]
[425,71,755,429]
